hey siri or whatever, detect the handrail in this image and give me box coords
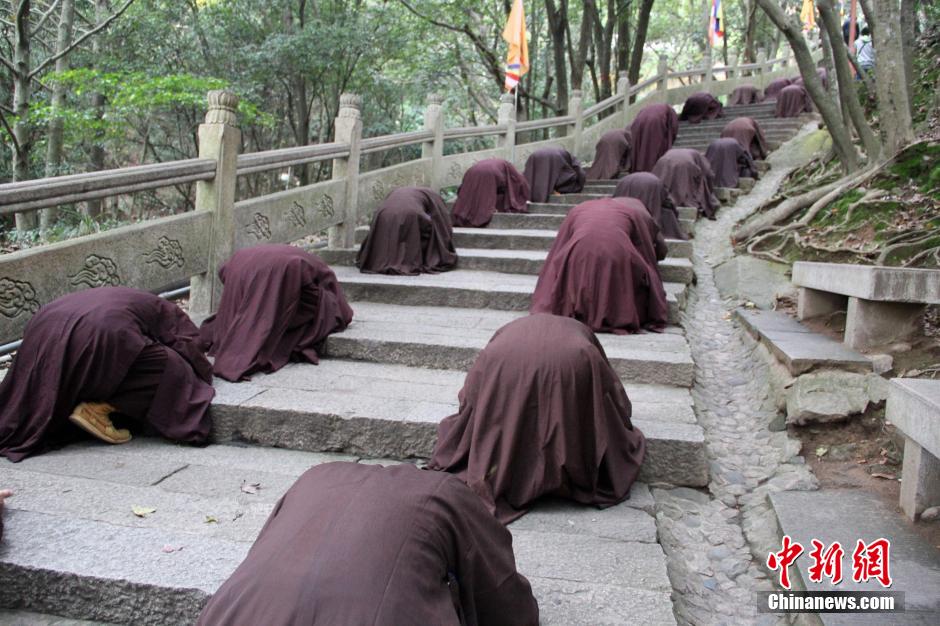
[443,124,507,140]
[0,159,217,215]
[582,93,621,118]
[630,75,659,94]
[236,142,350,175]
[515,115,574,132]
[359,129,434,155]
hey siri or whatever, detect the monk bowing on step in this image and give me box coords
[523,146,586,203]
[0,288,215,461]
[200,244,353,382]
[197,462,539,626]
[451,158,530,228]
[629,103,680,172]
[357,187,458,275]
[429,314,646,524]
[585,128,632,180]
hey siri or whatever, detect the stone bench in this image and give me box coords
[887,378,940,521]
[793,262,940,350]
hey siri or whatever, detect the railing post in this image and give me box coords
[756,49,768,85]
[703,47,714,90]
[566,90,584,156]
[616,71,631,127]
[497,92,516,161]
[330,93,362,249]
[657,55,669,91]
[189,90,241,318]
[728,53,739,80]
[423,93,444,191]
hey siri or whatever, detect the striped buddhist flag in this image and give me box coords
[503,0,529,91]
[801,0,817,30]
[708,0,725,47]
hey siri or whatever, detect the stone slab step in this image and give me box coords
[210,358,706,487]
[548,193,610,204]
[356,226,694,258]
[735,308,873,376]
[332,266,687,323]
[770,489,940,624]
[679,218,695,238]
[323,302,696,387]
[0,441,675,624]
[317,247,694,284]
[488,212,565,230]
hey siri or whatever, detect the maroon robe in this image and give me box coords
[613,172,687,240]
[529,198,670,334]
[762,77,792,101]
[721,116,769,160]
[0,288,214,462]
[200,245,353,382]
[585,129,632,180]
[429,314,646,524]
[706,138,758,189]
[523,147,586,203]
[198,463,538,626]
[652,148,720,219]
[728,85,762,106]
[679,92,724,123]
[775,84,813,118]
[452,159,530,228]
[629,103,679,173]
[357,187,458,275]
[793,68,829,90]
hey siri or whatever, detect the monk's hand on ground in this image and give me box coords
[0,489,11,511]
[69,402,131,445]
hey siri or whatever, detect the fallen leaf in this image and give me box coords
[232,511,244,521]
[162,545,183,553]
[240,481,261,495]
[204,515,218,524]
[815,446,829,457]
[870,472,895,480]
[132,506,156,518]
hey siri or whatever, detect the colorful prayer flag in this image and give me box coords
[801,0,817,31]
[708,0,725,48]
[503,0,529,91]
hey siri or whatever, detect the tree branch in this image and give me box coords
[31,0,64,35]
[0,108,22,155]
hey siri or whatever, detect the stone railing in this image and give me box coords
[0,50,797,346]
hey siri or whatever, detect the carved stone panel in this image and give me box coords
[0,277,40,319]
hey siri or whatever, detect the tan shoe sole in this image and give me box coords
[69,404,132,445]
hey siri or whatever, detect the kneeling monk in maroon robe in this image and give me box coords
[728,85,762,106]
[0,288,214,461]
[357,187,458,275]
[706,138,758,189]
[721,116,769,160]
[523,147,586,203]
[585,128,632,180]
[762,77,792,101]
[429,314,646,524]
[451,158,530,227]
[775,84,813,118]
[197,462,539,626]
[652,148,720,219]
[679,92,724,123]
[529,198,670,334]
[200,245,353,382]
[613,172,687,241]
[630,103,680,172]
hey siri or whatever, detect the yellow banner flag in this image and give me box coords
[503,0,529,91]
[801,0,816,30]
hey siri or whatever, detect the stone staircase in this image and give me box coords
[673,102,805,151]
[0,109,804,625]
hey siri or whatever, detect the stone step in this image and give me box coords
[355,226,694,258]
[679,218,695,238]
[582,182,617,193]
[488,212,566,230]
[548,193,610,204]
[211,358,706,488]
[322,302,696,387]
[0,441,677,624]
[317,247,694,284]
[735,308,873,376]
[770,489,940,624]
[678,206,698,221]
[331,266,687,324]
[678,118,802,131]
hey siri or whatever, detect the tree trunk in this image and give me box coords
[86,0,109,218]
[616,0,631,76]
[570,2,593,91]
[870,0,914,153]
[627,0,655,85]
[41,0,76,237]
[899,0,917,118]
[13,0,37,232]
[754,0,859,172]
[743,0,758,63]
[545,0,570,112]
[817,0,881,160]
[285,1,310,185]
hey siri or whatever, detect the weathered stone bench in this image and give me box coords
[887,378,940,520]
[793,262,940,350]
